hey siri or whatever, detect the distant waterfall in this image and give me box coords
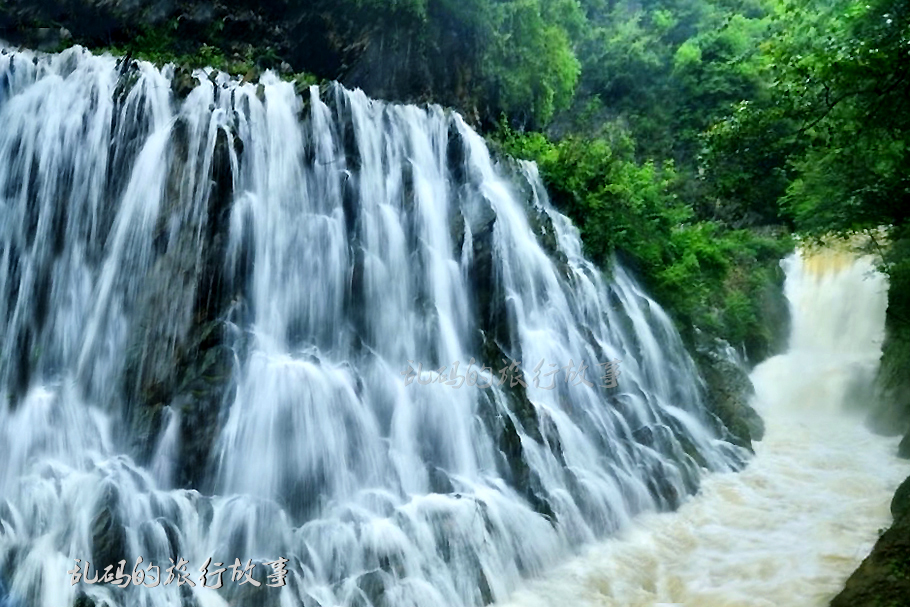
[0,46,745,607]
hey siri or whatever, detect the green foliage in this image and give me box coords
[563,0,770,160]
[495,126,793,352]
[104,21,234,75]
[780,0,910,233]
[702,0,910,429]
[496,126,676,270]
[673,39,703,70]
[353,0,428,18]
[707,0,909,237]
[701,98,800,225]
[482,0,581,126]
[100,18,319,85]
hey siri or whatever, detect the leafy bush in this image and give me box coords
[494,126,793,356]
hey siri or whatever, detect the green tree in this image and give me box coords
[481,0,582,127]
[707,0,909,234]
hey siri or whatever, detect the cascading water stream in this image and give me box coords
[0,46,749,607]
[493,250,910,607]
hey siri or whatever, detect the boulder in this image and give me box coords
[829,477,910,607]
[694,339,764,451]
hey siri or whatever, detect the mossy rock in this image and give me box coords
[829,515,910,607]
[893,476,910,521]
[830,476,910,607]
[868,254,910,437]
[694,341,763,451]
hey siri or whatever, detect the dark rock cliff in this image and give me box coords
[0,0,482,121]
[830,475,910,607]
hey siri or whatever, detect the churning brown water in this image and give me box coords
[494,251,910,607]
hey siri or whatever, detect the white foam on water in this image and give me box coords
[493,251,909,607]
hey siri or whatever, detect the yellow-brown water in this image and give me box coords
[494,252,909,607]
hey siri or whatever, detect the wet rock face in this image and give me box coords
[747,258,790,364]
[867,261,910,438]
[694,340,764,452]
[122,113,238,490]
[899,432,910,460]
[829,475,910,607]
[73,593,96,607]
[893,477,910,521]
[0,0,474,121]
[91,484,128,569]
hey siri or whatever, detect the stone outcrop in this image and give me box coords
[694,337,765,452]
[830,475,910,607]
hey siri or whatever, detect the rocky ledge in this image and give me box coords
[830,475,910,607]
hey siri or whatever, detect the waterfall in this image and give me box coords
[492,250,910,607]
[0,46,745,607]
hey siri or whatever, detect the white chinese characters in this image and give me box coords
[401,358,622,389]
[67,557,289,588]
